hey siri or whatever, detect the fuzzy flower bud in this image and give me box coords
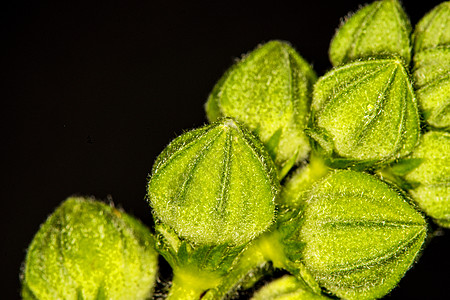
[383,131,450,227]
[329,0,411,66]
[148,118,278,247]
[298,170,427,300]
[412,2,450,129]
[413,1,450,53]
[205,41,317,178]
[21,197,159,300]
[308,58,420,169]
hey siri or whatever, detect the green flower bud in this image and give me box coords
[383,131,450,227]
[21,197,159,300]
[329,0,411,67]
[308,58,420,168]
[148,118,279,299]
[411,2,450,129]
[251,275,329,300]
[298,170,427,300]
[412,47,450,129]
[205,41,317,178]
[413,1,450,53]
[148,118,278,247]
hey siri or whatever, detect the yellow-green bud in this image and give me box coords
[329,0,411,67]
[21,197,159,300]
[251,275,329,300]
[205,41,317,178]
[411,2,450,129]
[298,170,427,300]
[412,46,450,129]
[148,118,278,247]
[308,58,420,169]
[413,1,450,53]
[413,47,450,90]
[385,131,450,227]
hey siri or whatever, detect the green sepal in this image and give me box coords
[155,222,245,275]
[266,128,283,159]
[329,0,411,66]
[201,243,271,300]
[376,157,424,190]
[298,170,428,300]
[309,58,420,169]
[387,158,425,176]
[205,40,317,177]
[413,1,450,53]
[251,208,323,296]
[274,208,306,264]
[156,221,248,300]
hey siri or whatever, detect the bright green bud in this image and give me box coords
[21,197,159,300]
[384,131,450,227]
[148,118,278,299]
[205,41,317,178]
[411,2,450,129]
[148,118,278,246]
[329,0,411,67]
[308,58,420,168]
[413,47,450,90]
[413,47,450,129]
[251,275,329,300]
[413,1,450,53]
[298,170,427,300]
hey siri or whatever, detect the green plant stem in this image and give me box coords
[167,268,221,300]
[166,277,203,300]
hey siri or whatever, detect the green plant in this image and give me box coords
[21,1,449,299]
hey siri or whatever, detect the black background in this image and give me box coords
[3,1,449,299]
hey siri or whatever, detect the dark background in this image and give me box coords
[3,1,449,299]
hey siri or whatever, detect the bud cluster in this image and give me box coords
[21,1,448,300]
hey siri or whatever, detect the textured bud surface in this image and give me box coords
[148,118,278,246]
[329,0,411,66]
[413,47,450,129]
[205,41,317,177]
[399,131,450,227]
[308,58,419,168]
[251,275,328,300]
[21,197,158,300]
[299,170,427,300]
[413,1,450,53]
